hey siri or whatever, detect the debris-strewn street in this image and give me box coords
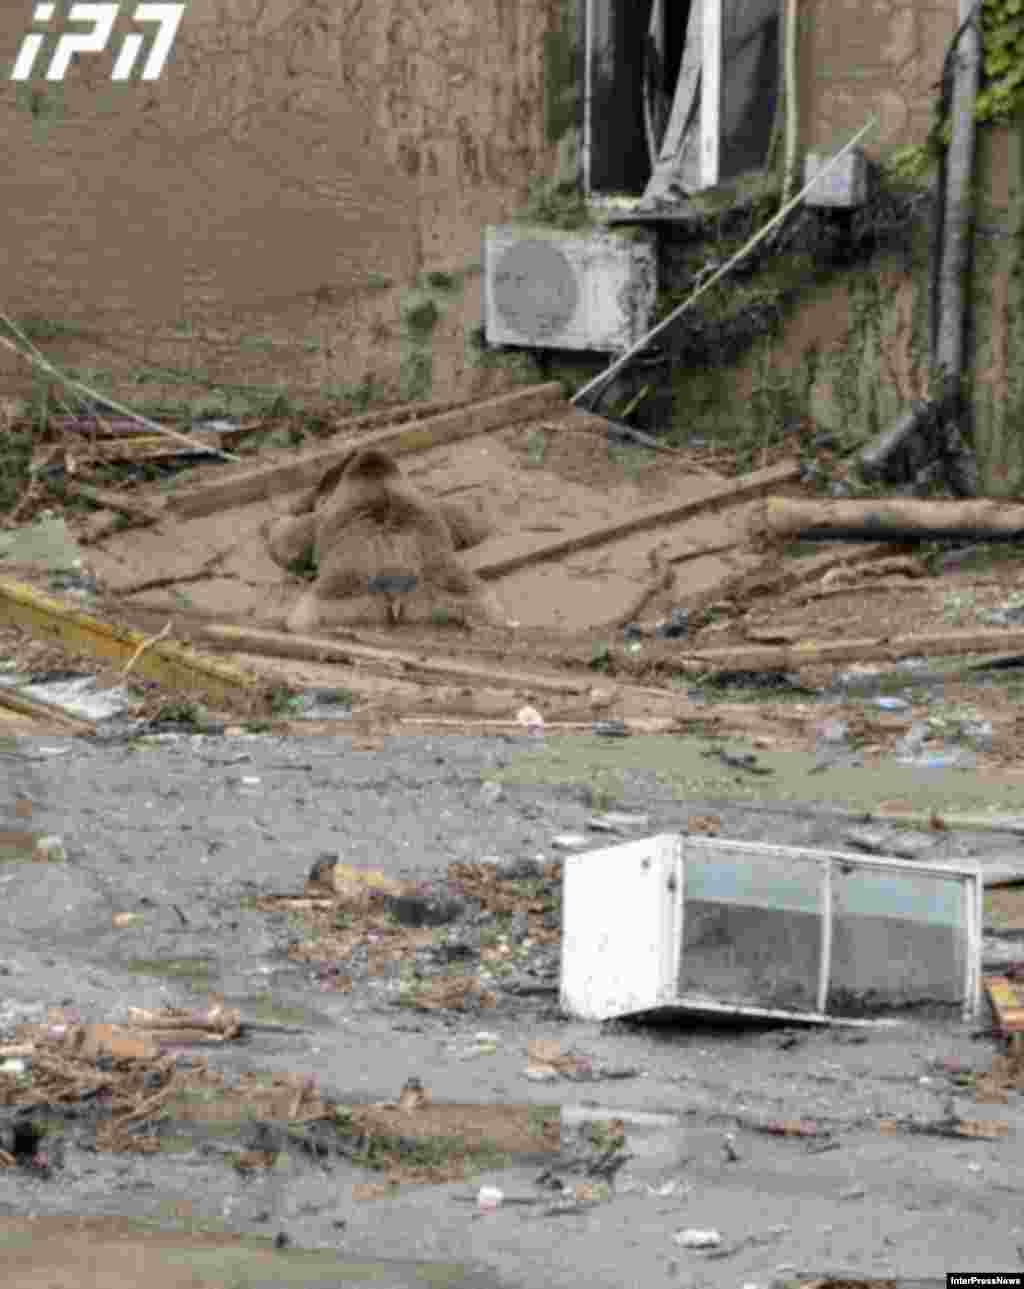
[1,731,1022,1288]
[5,0,1024,1282]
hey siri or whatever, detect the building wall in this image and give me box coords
[668,113,1024,498]
[798,0,957,157]
[0,0,570,414]
[774,2,1024,495]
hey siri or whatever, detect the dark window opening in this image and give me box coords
[581,1,781,199]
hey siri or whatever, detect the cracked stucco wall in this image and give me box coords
[799,0,958,157]
[0,0,569,411]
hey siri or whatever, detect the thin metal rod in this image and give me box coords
[0,313,240,463]
[570,115,877,409]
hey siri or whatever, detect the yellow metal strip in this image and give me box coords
[0,578,265,715]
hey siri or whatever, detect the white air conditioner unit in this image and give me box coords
[483,224,657,353]
[561,835,983,1025]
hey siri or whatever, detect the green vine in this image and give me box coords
[977,0,1024,123]
[885,1,1024,185]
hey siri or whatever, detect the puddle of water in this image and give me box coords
[237,990,324,1028]
[0,1216,502,1288]
[124,957,217,986]
[499,735,1024,817]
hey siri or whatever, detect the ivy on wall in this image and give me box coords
[977,0,1024,123]
[887,0,1023,183]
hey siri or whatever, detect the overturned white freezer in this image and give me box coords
[560,835,983,1025]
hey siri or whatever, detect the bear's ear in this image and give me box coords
[341,448,401,482]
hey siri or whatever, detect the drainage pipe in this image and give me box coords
[571,115,877,409]
[934,0,982,491]
[780,0,799,206]
[582,0,594,196]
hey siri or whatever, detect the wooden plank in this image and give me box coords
[759,495,1024,541]
[201,624,690,713]
[678,542,906,618]
[0,579,266,714]
[985,976,1024,1034]
[167,383,566,519]
[200,623,597,696]
[673,627,1024,673]
[64,433,222,461]
[466,459,800,580]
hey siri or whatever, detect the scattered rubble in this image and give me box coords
[4,361,1024,1287]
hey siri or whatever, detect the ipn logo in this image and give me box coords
[11,3,185,82]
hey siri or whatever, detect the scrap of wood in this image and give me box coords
[672,626,1024,674]
[0,1043,36,1058]
[125,1006,241,1038]
[0,577,266,714]
[166,383,566,519]
[120,620,172,677]
[116,1080,178,1125]
[54,416,264,446]
[986,977,1024,1035]
[65,1023,159,1062]
[467,460,801,580]
[679,543,907,618]
[910,1116,1010,1140]
[757,495,1024,542]
[54,416,178,437]
[67,433,223,463]
[201,623,591,696]
[202,623,688,711]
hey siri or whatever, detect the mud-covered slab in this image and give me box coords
[0,1215,506,1288]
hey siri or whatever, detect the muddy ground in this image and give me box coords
[1,728,1023,1289]
[1,403,1024,1286]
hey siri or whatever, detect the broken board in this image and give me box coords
[985,975,1024,1034]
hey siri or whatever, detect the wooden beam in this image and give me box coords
[467,459,800,580]
[758,495,1024,542]
[674,626,1024,673]
[166,383,566,519]
[200,623,598,696]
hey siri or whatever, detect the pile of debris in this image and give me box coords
[269,855,564,1011]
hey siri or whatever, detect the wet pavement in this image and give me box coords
[0,730,1022,1288]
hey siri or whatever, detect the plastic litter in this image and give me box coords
[673,1228,721,1249]
[516,706,545,736]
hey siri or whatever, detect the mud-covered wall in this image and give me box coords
[679,119,1024,497]
[0,0,572,415]
[798,0,957,157]
[642,0,1024,497]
